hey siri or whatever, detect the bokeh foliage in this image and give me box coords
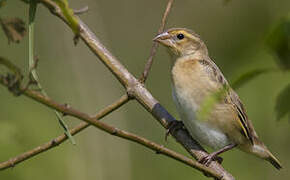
[266,16,290,121]
[0,0,289,180]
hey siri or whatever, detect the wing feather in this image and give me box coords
[199,59,254,143]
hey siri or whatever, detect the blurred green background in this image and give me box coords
[0,0,289,179]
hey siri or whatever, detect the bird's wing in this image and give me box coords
[198,59,254,143]
[228,90,254,143]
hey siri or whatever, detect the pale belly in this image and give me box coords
[172,88,232,150]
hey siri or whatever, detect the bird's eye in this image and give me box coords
[176,33,184,40]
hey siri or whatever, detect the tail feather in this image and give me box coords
[246,137,282,170]
[266,150,282,170]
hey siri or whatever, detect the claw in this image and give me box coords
[165,120,184,141]
[215,156,223,164]
[199,154,223,166]
[199,143,235,166]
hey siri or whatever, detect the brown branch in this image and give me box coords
[140,0,174,83]
[0,81,221,178]
[0,94,129,170]
[8,1,235,179]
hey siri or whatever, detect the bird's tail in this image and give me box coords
[249,138,282,170]
[265,149,282,170]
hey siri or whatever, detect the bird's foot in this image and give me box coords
[165,120,184,141]
[199,153,223,166]
[199,144,236,166]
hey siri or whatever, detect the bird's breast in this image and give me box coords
[171,58,219,108]
[171,58,231,149]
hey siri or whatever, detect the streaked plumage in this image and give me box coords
[154,28,282,169]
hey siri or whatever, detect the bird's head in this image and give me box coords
[153,28,208,57]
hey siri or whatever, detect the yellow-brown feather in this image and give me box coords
[172,57,249,146]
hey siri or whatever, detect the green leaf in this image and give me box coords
[231,68,275,90]
[275,84,290,121]
[28,1,76,145]
[266,17,290,70]
[53,0,80,35]
[197,85,229,121]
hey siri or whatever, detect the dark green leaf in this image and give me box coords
[231,68,274,90]
[275,84,290,121]
[266,17,290,70]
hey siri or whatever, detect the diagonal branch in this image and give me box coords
[0,0,174,172]
[0,80,221,178]
[139,0,174,83]
[11,0,234,179]
[0,94,129,170]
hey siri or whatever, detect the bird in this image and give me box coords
[153,28,282,169]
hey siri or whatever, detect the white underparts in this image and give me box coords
[172,86,231,150]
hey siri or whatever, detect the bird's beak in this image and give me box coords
[153,32,174,48]
[153,32,171,42]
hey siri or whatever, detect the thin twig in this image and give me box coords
[74,6,89,15]
[0,94,129,170]
[28,1,75,144]
[139,0,174,83]
[0,83,221,178]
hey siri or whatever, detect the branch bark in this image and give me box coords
[3,0,235,179]
[0,94,129,170]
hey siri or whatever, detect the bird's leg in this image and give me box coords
[165,120,184,141]
[199,144,237,166]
